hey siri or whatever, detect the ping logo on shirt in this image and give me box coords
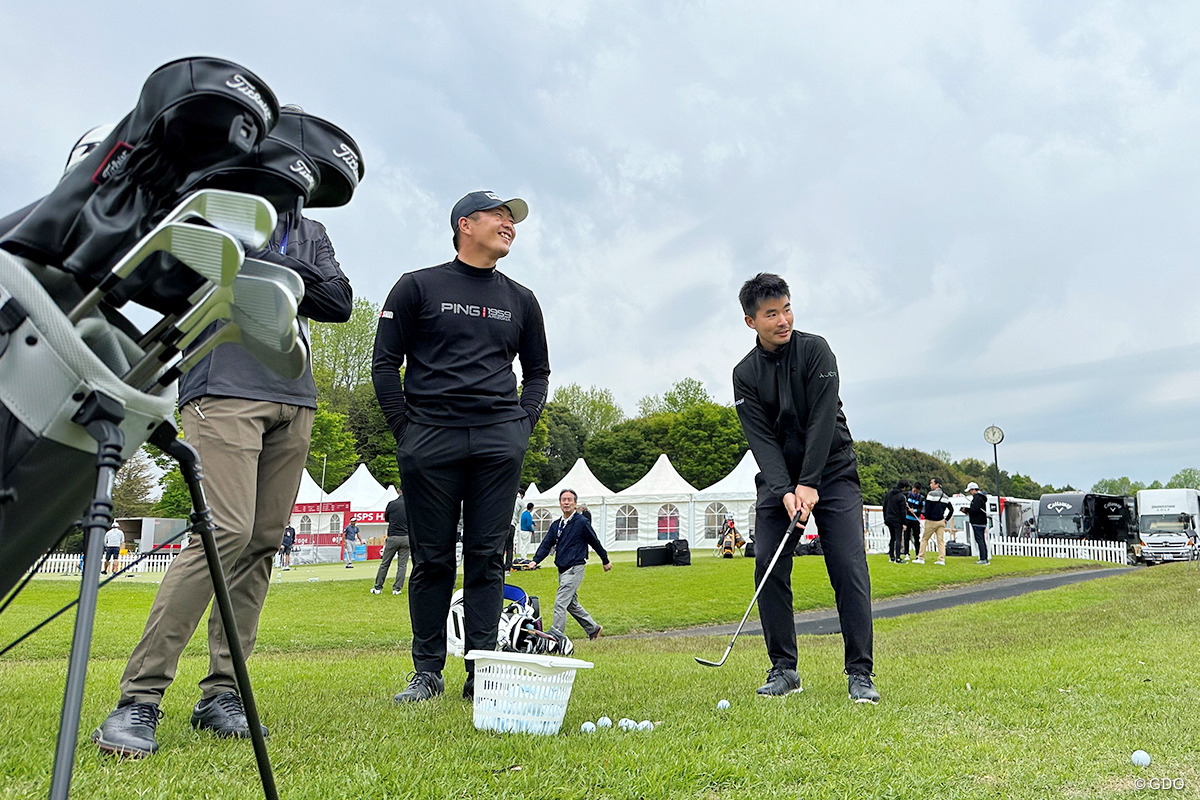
[440,302,512,322]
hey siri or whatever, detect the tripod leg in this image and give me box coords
[50,395,124,800]
[152,425,277,800]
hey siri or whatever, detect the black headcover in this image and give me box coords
[272,110,365,207]
[0,56,278,286]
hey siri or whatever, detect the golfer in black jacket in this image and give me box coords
[372,191,550,703]
[732,273,879,704]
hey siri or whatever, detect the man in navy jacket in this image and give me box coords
[532,489,612,640]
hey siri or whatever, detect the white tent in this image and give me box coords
[695,450,759,546]
[523,482,541,500]
[532,459,616,546]
[325,463,387,507]
[294,468,325,505]
[608,454,699,548]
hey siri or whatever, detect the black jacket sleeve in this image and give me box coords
[734,366,793,500]
[533,519,559,564]
[256,217,352,323]
[371,275,418,439]
[798,338,841,488]
[517,293,551,427]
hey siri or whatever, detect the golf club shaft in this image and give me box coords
[696,507,805,667]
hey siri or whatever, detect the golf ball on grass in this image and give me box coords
[717,699,730,710]
[619,718,633,730]
[1132,750,1151,767]
[580,721,597,733]
[638,720,653,731]
[597,716,612,728]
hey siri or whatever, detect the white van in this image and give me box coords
[1134,488,1199,564]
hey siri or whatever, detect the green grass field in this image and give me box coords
[1,554,1197,799]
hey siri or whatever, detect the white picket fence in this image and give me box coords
[864,524,1128,564]
[31,552,179,577]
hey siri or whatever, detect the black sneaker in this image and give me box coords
[394,671,444,704]
[92,702,162,758]
[848,673,880,704]
[191,691,269,738]
[756,666,802,697]
[462,673,474,700]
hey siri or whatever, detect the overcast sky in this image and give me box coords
[3,1,1198,491]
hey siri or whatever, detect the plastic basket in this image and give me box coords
[464,650,593,735]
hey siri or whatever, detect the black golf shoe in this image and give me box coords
[848,673,881,705]
[191,691,269,738]
[394,671,444,704]
[756,666,803,697]
[463,673,474,700]
[92,701,163,758]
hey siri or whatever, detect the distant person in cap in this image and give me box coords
[372,190,550,704]
[965,482,990,565]
[103,522,124,575]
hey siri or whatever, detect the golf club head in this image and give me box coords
[150,318,305,389]
[69,221,243,322]
[164,189,277,250]
[176,273,297,351]
[238,258,304,303]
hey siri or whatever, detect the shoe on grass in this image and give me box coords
[463,673,474,700]
[370,587,381,594]
[848,673,880,704]
[92,701,162,758]
[191,691,268,738]
[394,671,444,704]
[935,559,945,565]
[756,666,802,697]
[393,589,403,595]
[588,624,603,640]
[912,557,925,564]
[980,559,990,565]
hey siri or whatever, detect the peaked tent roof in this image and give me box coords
[295,469,325,504]
[524,482,541,500]
[325,463,388,507]
[366,485,399,511]
[696,450,759,500]
[615,453,698,499]
[541,458,614,501]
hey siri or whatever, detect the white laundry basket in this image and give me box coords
[464,650,593,735]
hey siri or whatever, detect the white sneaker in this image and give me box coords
[935,559,945,566]
[912,557,925,564]
[370,587,381,595]
[392,589,402,595]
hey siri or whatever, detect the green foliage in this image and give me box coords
[1166,467,1200,490]
[1090,476,1146,495]
[586,414,675,491]
[857,462,886,505]
[154,467,192,519]
[550,383,626,438]
[520,415,549,487]
[666,403,746,489]
[310,298,380,414]
[112,448,157,518]
[637,377,712,417]
[307,404,359,492]
[537,402,588,487]
[345,383,398,487]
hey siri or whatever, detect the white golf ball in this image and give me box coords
[717,699,730,710]
[1132,750,1151,768]
[597,716,612,728]
[638,720,653,731]
[619,718,633,730]
[580,721,597,733]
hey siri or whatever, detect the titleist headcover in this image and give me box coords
[0,57,278,285]
[272,109,364,207]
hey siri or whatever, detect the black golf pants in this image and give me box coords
[397,418,529,673]
[754,450,873,676]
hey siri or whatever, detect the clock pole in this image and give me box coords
[984,426,1005,537]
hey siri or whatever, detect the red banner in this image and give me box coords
[351,511,386,524]
[293,501,352,515]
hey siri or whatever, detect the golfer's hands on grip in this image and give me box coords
[783,484,819,524]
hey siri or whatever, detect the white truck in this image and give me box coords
[1134,488,1199,564]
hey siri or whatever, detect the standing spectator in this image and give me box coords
[280,524,295,571]
[372,190,549,703]
[92,197,354,758]
[883,480,911,563]
[966,482,990,565]
[103,523,124,575]
[732,273,878,704]
[342,519,362,568]
[519,502,536,560]
[903,484,923,561]
[915,477,954,565]
[578,503,592,524]
[374,493,411,594]
[505,489,524,572]
[531,489,611,640]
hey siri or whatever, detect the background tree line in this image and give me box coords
[114,301,1150,520]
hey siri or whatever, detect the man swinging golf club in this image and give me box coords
[731,273,879,704]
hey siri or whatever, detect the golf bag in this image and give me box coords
[668,538,691,566]
[720,520,745,558]
[945,539,972,557]
[446,584,574,658]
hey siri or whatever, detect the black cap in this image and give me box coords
[450,191,528,230]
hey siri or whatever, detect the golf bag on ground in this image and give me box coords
[668,538,691,566]
[446,584,574,658]
[720,521,745,558]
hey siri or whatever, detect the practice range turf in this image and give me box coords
[1,552,1197,799]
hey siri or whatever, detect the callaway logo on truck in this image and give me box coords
[440,303,512,322]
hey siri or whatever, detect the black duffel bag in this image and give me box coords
[667,538,691,566]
